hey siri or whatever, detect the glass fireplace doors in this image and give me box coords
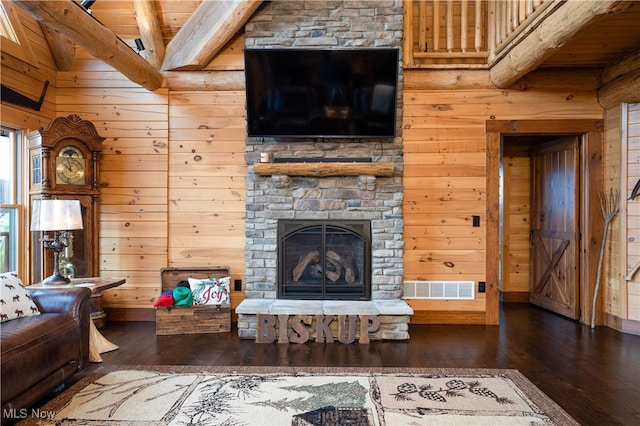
[278,220,371,301]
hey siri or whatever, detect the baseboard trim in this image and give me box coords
[410,310,487,325]
[500,291,530,303]
[604,313,640,336]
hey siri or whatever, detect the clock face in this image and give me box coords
[56,146,86,185]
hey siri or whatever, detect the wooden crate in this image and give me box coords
[156,266,231,335]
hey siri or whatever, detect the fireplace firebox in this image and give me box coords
[278,220,371,300]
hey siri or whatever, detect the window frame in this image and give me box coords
[0,125,28,278]
[0,1,38,66]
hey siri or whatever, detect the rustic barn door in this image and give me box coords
[530,136,580,319]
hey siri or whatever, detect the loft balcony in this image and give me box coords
[403,0,640,88]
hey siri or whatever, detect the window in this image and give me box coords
[0,126,23,274]
[0,1,38,65]
[0,1,19,42]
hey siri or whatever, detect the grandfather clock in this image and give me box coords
[28,114,105,282]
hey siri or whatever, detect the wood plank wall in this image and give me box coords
[55,46,248,317]
[625,103,639,322]
[56,48,170,314]
[166,34,247,312]
[603,104,623,319]
[0,4,56,130]
[602,102,640,332]
[402,69,603,323]
[167,89,246,309]
[502,155,530,298]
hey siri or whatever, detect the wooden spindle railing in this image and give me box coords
[487,0,554,64]
[404,0,488,68]
[460,0,467,52]
[403,0,552,69]
[432,0,439,51]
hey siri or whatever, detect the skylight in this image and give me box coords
[0,1,38,66]
[0,2,19,43]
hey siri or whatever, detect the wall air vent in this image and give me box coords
[403,281,475,300]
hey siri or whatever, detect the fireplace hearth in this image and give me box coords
[278,220,371,301]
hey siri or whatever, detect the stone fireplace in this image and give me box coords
[235,0,412,341]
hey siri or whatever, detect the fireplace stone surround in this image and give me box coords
[236,0,412,341]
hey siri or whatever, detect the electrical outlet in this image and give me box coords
[478,281,486,293]
[234,279,242,291]
[472,215,480,227]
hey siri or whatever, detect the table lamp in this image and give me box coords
[30,199,83,285]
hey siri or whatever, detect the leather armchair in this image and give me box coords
[1,287,91,424]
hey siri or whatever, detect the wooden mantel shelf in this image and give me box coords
[253,162,395,177]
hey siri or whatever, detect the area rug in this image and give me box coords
[18,366,578,425]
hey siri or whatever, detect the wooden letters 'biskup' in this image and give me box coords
[256,314,380,344]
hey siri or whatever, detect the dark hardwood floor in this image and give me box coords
[79,303,639,425]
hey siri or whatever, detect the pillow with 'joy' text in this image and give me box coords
[188,277,230,305]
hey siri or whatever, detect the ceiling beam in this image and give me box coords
[39,23,75,71]
[12,0,163,91]
[164,70,245,91]
[489,0,634,88]
[133,0,165,70]
[601,49,640,84]
[598,67,640,108]
[161,0,262,71]
[598,50,640,107]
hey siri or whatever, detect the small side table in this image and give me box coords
[29,277,126,363]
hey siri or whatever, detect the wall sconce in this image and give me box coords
[134,38,145,53]
[31,199,83,285]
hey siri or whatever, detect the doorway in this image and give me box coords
[486,120,603,326]
[503,135,581,320]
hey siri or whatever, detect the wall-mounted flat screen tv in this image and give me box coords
[244,48,399,138]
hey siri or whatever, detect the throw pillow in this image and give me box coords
[188,277,231,305]
[0,272,41,322]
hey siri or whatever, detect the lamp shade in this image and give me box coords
[31,199,83,231]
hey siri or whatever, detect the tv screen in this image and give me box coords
[244,48,399,138]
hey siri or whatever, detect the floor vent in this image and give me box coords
[403,281,475,300]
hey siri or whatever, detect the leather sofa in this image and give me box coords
[1,287,91,424]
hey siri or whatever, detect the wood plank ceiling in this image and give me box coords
[11,0,263,90]
[10,0,640,92]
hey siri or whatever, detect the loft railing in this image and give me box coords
[487,0,556,65]
[403,0,551,69]
[403,0,489,68]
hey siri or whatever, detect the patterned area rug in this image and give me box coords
[18,366,578,425]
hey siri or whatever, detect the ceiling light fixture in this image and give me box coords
[134,38,145,53]
[80,0,96,14]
